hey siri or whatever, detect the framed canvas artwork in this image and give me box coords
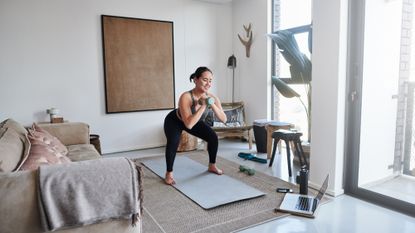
[101,15,175,113]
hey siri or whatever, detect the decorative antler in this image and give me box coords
[238,23,253,57]
[238,33,252,57]
[243,24,251,37]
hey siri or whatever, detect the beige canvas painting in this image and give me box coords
[102,15,175,113]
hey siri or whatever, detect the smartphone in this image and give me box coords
[276,188,293,193]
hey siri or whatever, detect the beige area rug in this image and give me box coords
[134,151,302,233]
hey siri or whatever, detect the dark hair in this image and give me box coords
[189,66,212,82]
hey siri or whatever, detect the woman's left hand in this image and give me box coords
[207,94,227,123]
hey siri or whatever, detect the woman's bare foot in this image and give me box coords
[208,163,223,175]
[165,172,176,185]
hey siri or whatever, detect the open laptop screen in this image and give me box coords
[315,174,330,202]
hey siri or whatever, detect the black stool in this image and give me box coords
[268,129,308,177]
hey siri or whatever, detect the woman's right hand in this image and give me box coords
[198,95,215,107]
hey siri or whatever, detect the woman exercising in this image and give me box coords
[163,66,227,185]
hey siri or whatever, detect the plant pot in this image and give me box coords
[293,141,310,166]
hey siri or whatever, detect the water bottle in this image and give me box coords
[297,166,309,195]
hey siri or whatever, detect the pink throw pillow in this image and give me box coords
[19,139,71,171]
[29,123,68,156]
[19,123,71,171]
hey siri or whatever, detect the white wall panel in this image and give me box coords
[0,0,232,153]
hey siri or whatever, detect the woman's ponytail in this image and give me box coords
[189,73,196,82]
[189,67,212,82]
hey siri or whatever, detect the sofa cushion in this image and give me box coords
[15,134,31,171]
[37,122,90,146]
[0,127,31,172]
[0,170,44,233]
[0,127,6,138]
[0,118,27,139]
[67,144,101,161]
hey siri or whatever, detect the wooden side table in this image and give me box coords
[265,122,293,159]
[90,134,102,155]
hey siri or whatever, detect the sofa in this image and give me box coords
[0,119,142,233]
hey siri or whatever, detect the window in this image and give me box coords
[271,0,312,141]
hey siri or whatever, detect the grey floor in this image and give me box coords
[363,175,415,205]
[105,139,415,233]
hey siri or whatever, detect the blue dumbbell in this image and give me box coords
[199,97,215,107]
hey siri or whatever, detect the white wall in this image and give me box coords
[0,0,232,153]
[232,0,271,123]
[311,0,348,196]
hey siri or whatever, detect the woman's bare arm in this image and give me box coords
[178,92,207,129]
[205,93,227,123]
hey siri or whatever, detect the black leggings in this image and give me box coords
[164,109,218,172]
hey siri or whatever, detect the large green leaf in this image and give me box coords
[269,30,311,83]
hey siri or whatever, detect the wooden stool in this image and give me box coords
[177,131,197,152]
[268,129,308,177]
[265,122,293,159]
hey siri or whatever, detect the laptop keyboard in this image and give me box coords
[295,196,313,211]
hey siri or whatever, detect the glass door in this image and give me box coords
[346,0,415,216]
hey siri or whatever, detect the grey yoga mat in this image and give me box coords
[142,156,265,209]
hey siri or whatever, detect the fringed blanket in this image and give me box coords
[37,157,142,231]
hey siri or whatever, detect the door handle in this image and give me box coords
[350,91,358,102]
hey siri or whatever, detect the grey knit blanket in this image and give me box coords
[37,157,142,231]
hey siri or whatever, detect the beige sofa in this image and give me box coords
[0,119,142,233]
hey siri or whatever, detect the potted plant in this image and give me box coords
[269,25,312,163]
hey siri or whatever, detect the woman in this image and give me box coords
[163,66,227,185]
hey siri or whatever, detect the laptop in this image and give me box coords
[277,174,329,218]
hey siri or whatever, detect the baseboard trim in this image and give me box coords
[102,143,165,154]
[309,181,344,197]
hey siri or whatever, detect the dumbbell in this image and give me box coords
[239,165,255,176]
[198,97,215,107]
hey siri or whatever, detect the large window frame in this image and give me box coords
[344,0,415,217]
[271,0,312,139]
